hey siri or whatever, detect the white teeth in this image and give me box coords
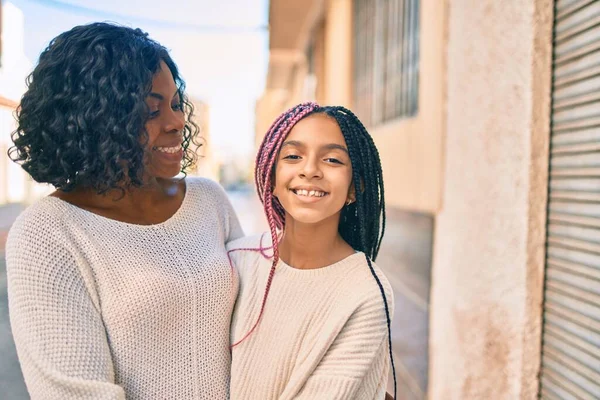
[155,146,181,154]
[294,189,326,197]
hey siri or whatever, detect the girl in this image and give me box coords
[227,102,396,399]
[6,23,242,399]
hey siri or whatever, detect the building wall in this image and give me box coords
[189,99,219,181]
[369,0,445,213]
[259,0,555,397]
[321,0,352,108]
[428,1,553,398]
[313,0,444,213]
[0,2,49,206]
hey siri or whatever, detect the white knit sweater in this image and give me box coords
[227,234,394,400]
[6,177,243,400]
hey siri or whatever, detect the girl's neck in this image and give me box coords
[278,216,355,270]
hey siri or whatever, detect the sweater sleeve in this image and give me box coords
[205,178,244,243]
[6,220,126,400]
[292,293,392,400]
[224,195,244,243]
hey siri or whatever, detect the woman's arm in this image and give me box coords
[224,195,244,242]
[6,226,125,400]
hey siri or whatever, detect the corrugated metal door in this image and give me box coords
[539,0,600,399]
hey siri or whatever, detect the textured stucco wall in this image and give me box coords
[428,1,553,399]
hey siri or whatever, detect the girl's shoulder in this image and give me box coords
[227,232,273,252]
[226,232,274,271]
[341,255,394,312]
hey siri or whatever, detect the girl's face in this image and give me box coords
[143,60,186,179]
[273,113,354,227]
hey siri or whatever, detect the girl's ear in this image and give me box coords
[346,184,356,205]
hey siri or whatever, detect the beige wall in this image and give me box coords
[255,90,289,147]
[428,1,553,398]
[369,0,446,213]
[322,0,352,108]
[190,100,219,180]
[316,0,446,213]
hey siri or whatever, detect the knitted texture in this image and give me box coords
[6,177,243,400]
[227,234,394,400]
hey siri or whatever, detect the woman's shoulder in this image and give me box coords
[184,176,225,197]
[8,197,70,239]
[183,177,232,211]
[6,197,78,269]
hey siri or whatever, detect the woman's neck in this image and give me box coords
[51,177,184,224]
[278,216,355,270]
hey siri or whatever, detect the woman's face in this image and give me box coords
[143,60,186,179]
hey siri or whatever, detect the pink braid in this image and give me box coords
[231,102,319,348]
[254,111,287,198]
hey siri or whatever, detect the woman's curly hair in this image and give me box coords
[8,22,199,193]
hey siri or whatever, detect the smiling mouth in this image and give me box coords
[152,145,182,154]
[290,189,329,198]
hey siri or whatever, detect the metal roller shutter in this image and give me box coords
[539,0,600,399]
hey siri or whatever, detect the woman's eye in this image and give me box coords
[149,110,160,119]
[172,103,184,112]
[325,158,343,164]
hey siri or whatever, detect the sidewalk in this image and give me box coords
[0,203,28,398]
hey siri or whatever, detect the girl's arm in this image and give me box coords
[6,227,125,400]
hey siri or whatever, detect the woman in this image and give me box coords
[6,23,242,399]
[227,102,396,399]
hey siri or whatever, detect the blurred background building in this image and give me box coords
[1,0,599,399]
[188,98,220,181]
[0,1,49,208]
[256,0,599,399]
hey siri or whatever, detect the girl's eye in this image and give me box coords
[282,154,301,160]
[325,158,343,164]
[149,110,160,119]
[172,103,184,112]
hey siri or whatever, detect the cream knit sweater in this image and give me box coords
[6,177,243,400]
[227,234,394,400]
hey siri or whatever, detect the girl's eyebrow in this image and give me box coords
[281,140,304,149]
[323,143,349,154]
[281,141,348,154]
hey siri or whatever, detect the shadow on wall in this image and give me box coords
[376,207,433,400]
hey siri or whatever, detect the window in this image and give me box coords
[353,0,420,127]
